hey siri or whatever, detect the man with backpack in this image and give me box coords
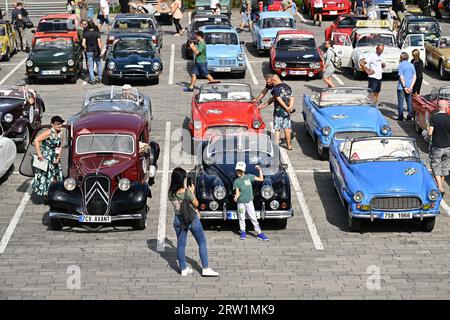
[250,0,260,22]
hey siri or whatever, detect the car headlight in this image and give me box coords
[67,59,75,66]
[261,185,275,199]
[3,113,13,123]
[209,200,219,211]
[309,62,319,69]
[194,120,202,130]
[353,191,364,203]
[26,60,33,67]
[253,120,262,129]
[152,62,161,71]
[429,189,439,201]
[237,54,244,61]
[61,66,67,72]
[63,178,76,191]
[322,126,331,136]
[213,186,226,200]
[381,125,391,135]
[108,61,116,70]
[275,61,286,68]
[270,200,279,210]
[34,67,40,73]
[118,178,131,191]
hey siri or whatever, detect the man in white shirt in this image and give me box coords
[98,0,111,33]
[359,44,386,105]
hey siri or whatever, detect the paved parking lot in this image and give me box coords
[1,10,450,300]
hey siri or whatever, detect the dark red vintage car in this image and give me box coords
[32,13,80,45]
[270,30,323,78]
[189,82,265,142]
[412,86,450,134]
[324,14,367,41]
[20,109,160,231]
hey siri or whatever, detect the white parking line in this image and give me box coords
[0,182,32,255]
[188,11,192,25]
[0,57,27,86]
[296,12,307,24]
[169,44,175,85]
[157,122,171,252]
[332,74,344,85]
[423,78,431,86]
[441,200,450,217]
[295,169,331,173]
[244,51,259,86]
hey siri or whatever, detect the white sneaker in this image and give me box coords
[202,267,219,277]
[181,266,193,276]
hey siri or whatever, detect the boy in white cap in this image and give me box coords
[233,161,269,241]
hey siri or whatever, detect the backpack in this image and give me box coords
[329,48,342,69]
[179,192,197,229]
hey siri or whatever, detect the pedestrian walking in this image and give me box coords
[119,0,130,13]
[312,0,323,26]
[171,0,183,36]
[396,52,416,121]
[76,0,88,20]
[67,0,76,13]
[233,161,269,241]
[250,0,261,22]
[428,100,450,195]
[11,2,30,52]
[433,0,442,19]
[98,0,111,33]
[183,31,214,92]
[78,19,89,70]
[262,0,272,11]
[360,44,385,105]
[239,0,252,31]
[168,167,219,277]
[411,49,424,95]
[323,40,336,88]
[354,0,364,14]
[82,20,103,84]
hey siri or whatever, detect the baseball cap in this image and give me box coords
[122,84,132,90]
[235,161,246,172]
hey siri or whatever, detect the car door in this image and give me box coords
[302,94,317,137]
[251,20,260,46]
[331,33,353,68]
[401,34,425,65]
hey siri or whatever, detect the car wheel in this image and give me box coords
[3,47,10,61]
[439,61,449,80]
[316,137,328,160]
[49,218,64,231]
[420,217,435,232]
[27,76,35,84]
[348,206,363,232]
[69,75,77,84]
[238,71,246,79]
[17,126,30,153]
[414,112,423,134]
[132,206,148,230]
[274,218,287,230]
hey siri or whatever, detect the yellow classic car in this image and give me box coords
[425,36,450,80]
[0,20,17,61]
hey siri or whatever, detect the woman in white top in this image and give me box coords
[313,0,323,27]
[171,0,183,36]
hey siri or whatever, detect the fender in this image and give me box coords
[8,118,30,135]
[149,141,160,166]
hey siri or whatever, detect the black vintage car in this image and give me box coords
[194,133,293,229]
[26,36,83,84]
[184,14,231,59]
[103,34,163,85]
[397,15,441,47]
[0,86,45,152]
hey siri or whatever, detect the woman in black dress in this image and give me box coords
[411,49,424,95]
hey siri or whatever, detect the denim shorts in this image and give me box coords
[274,116,291,130]
[430,147,450,177]
[368,77,382,93]
[192,63,209,77]
[98,14,110,25]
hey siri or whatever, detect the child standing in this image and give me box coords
[233,161,269,241]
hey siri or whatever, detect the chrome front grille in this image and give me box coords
[286,62,310,68]
[218,59,236,66]
[371,197,422,211]
[334,131,377,140]
[84,175,110,216]
[205,126,248,136]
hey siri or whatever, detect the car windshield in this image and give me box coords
[193,17,229,31]
[338,16,368,28]
[113,18,155,30]
[34,37,72,50]
[198,83,253,102]
[318,88,374,107]
[356,33,395,47]
[347,138,419,162]
[262,17,295,29]
[113,38,154,52]
[408,22,439,34]
[76,134,135,155]
[207,134,273,157]
[83,101,142,113]
[37,18,76,32]
[0,87,25,99]
[204,32,238,45]
[0,26,6,36]
[85,86,139,105]
[276,35,316,48]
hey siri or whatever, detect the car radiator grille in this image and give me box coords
[205,126,248,136]
[334,131,377,140]
[286,62,311,68]
[370,197,422,210]
[84,175,110,216]
[219,59,236,66]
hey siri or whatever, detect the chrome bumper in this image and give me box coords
[349,211,440,220]
[49,212,143,222]
[200,209,294,220]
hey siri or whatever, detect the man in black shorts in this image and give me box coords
[360,44,385,105]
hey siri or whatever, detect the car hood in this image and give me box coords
[76,154,135,178]
[319,106,380,130]
[197,101,255,126]
[260,28,293,38]
[206,44,241,57]
[275,47,321,62]
[30,49,73,63]
[435,48,450,57]
[111,51,156,61]
[351,162,426,195]
[109,30,158,37]
[0,99,20,114]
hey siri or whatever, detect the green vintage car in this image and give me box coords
[194,0,231,18]
[26,36,83,84]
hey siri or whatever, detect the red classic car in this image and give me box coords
[20,97,160,231]
[324,14,367,41]
[32,13,80,45]
[259,0,283,11]
[412,86,450,134]
[303,0,351,17]
[270,30,323,78]
[189,82,265,142]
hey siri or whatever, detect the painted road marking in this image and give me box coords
[423,78,431,86]
[296,12,307,24]
[169,44,175,85]
[0,57,27,86]
[244,51,259,86]
[188,11,192,25]
[332,74,344,85]
[295,169,331,173]
[441,200,450,217]
[157,122,171,252]
[0,182,32,255]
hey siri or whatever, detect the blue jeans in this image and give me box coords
[397,89,412,119]
[173,214,208,270]
[86,51,102,81]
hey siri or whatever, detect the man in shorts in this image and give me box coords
[98,0,111,33]
[360,44,385,105]
[184,31,214,92]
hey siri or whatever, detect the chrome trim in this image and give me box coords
[349,212,439,219]
[49,212,143,221]
[200,209,293,220]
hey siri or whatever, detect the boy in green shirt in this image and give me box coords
[233,161,269,241]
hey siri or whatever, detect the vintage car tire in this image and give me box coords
[69,75,77,84]
[414,112,423,134]
[420,217,435,232]
[27,76,35,84]
[150,77,159,85]
[439,61,449,80]
[348,208,363,232]
[316,137,328,160]
[16,127,30,153]
[2,47,10,62]
[132,206,148,230]
[274,218,288,230]
[49,218,64,231]
[237,71,246,79]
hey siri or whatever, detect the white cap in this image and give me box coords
[122,84,132,90]
[235,161,246,172]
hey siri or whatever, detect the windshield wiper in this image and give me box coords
[87,133,95,152]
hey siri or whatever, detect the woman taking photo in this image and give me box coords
[32,116,65,198]
[168,167,219,277]
[411,49,424,95]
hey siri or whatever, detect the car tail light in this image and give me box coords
[262,38,271,42]
[152,35,158,46]
[200,203,206,210]
[280,202,287,209]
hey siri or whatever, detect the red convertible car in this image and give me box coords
[324,14,367,41]
[32,13,80,45]
[412,86,450,134]
[259,0,283,11]
[303,0,351,18]
[189,82,265,142]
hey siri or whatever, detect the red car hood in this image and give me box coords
[76,154,136,178]
[197,101,259,127]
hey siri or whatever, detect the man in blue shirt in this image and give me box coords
[397,52,416,121]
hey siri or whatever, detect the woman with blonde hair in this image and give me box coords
[411,49,424,95]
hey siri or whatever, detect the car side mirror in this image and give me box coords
[31,30,35,34]
[240,41,245,45]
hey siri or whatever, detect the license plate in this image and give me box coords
[330,11,338,15]
[78,215,112,223]
[383,68,392,73]
[227,211,261,220]
[214,67,231,72]
[290,70,307,75]
[41,70,60,75]
[381,212,413,220]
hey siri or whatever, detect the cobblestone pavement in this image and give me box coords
[0,10,450,300]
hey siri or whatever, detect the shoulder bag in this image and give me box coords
[329,48,342,69]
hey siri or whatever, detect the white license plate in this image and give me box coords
[381,212,413,220]
[214,67,231,72]
[125,64,144,69]
[227,211,261,220]
[383,68,392,73]
[290,70,307,75]
[330,11,338,15]
[78,215,112,223]
[41,70,60,75]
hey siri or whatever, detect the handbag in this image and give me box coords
[179,192,197,229]
[33,155,49,172]
[329,49,342,69]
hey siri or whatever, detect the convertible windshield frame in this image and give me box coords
[75,133,136,155]
[206,134,274,158]
[198,83,253,102]
[84,86,140,107]
[317,87,375,107]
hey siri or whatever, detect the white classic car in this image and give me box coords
[331,27,401,79]
[0,125,17,181]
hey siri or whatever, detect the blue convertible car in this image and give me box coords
[302,87,391,160]
[330,137,442,232]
